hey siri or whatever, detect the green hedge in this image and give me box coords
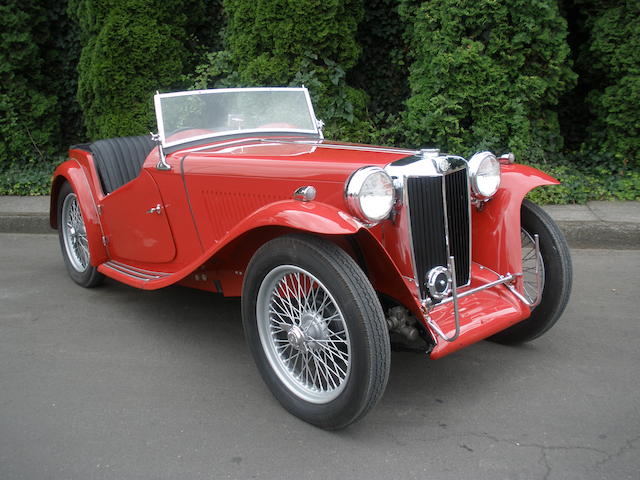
[0,1,60,165]
[582,1,640,171]
[196,0,369,140]
[0,0,638,203]
[349,0,408,117]
[400,0,576,162]
[71,0,211,139]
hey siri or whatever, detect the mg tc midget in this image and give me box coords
[51,87,572,429]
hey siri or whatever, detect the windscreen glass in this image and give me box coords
[156,88,317,147]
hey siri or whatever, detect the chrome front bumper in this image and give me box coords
[424,234,542,342]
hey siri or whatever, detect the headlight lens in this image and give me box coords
[468,151,500,198]
[345,167,395,223]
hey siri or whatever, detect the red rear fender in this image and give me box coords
[50,159,107,266]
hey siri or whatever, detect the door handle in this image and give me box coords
[146,204,162,215]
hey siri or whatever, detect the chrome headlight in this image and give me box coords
[468,151,501,198]
[345,167,395,223]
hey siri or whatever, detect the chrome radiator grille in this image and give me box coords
[406,168,471,298]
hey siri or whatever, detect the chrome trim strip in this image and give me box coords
[108,260,170,277]
[441,168,452,267]
[269,138,419,156]
[104,263,152,281]
[104,260,170,280]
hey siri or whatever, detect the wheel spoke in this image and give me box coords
[272,291,296,322]
[520,228,545,304]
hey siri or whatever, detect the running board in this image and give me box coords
[99,260,171,286]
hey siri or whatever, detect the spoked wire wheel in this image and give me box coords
[256,265,351,404]
[61,193,90,272]
[520,228,545,305]
[489,200,572,345]
[243,235,390,428]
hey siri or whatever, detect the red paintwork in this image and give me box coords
[100,170,176,263]
[472,165,559,293]
[50,135,559,359]
[428,264,531,359]
[51,153,107,266]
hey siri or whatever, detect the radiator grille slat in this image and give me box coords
[445,168,470,285]
[406,168,470,299]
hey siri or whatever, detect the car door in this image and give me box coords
[100,170,176,264]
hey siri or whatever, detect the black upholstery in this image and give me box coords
[90,135,156,194]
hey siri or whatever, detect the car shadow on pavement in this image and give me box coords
[92,276,548,435]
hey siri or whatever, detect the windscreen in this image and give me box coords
[156,88,318,147]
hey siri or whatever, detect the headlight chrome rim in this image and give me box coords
[345,166,395,223]
[468,151,501,199]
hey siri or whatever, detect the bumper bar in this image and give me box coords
[425,234,542,343]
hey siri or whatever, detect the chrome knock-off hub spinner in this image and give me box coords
[299,311,329,351]
[287,325,307,352]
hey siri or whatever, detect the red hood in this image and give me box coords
[178,137,418,182]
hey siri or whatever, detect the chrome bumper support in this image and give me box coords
[424,234,542,343]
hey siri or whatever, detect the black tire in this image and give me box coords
[489,199,572,344]
[57,182,104,288]
[241,234,390,429]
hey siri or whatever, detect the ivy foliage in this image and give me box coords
[70,0,213,139]
[401,0,576,161]
[0,1,60,165]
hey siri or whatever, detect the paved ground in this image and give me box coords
[2,196,640,249]
[0,233,639,480]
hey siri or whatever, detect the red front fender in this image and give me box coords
[472,163,559,277]
[223,200,363,240]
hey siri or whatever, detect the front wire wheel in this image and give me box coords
[257,266,351,404]
[520,227,546,304]
[489,199,572,344]
[57,182,104,288]
[242,235,390,429]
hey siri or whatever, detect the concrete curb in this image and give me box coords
[1,196,638,249]
[553,221,640,250]
[0,214,53,235]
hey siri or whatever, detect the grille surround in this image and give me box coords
[405,166,471,300]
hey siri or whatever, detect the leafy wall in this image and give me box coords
[400,0,576,162]
[0,0,638,201]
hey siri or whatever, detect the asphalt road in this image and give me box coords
[1,233,638,480]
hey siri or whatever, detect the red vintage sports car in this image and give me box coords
[51,87,572,429]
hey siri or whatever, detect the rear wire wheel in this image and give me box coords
[489,199,572,344]
[242,235,390,429]
[57,182,104,288]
